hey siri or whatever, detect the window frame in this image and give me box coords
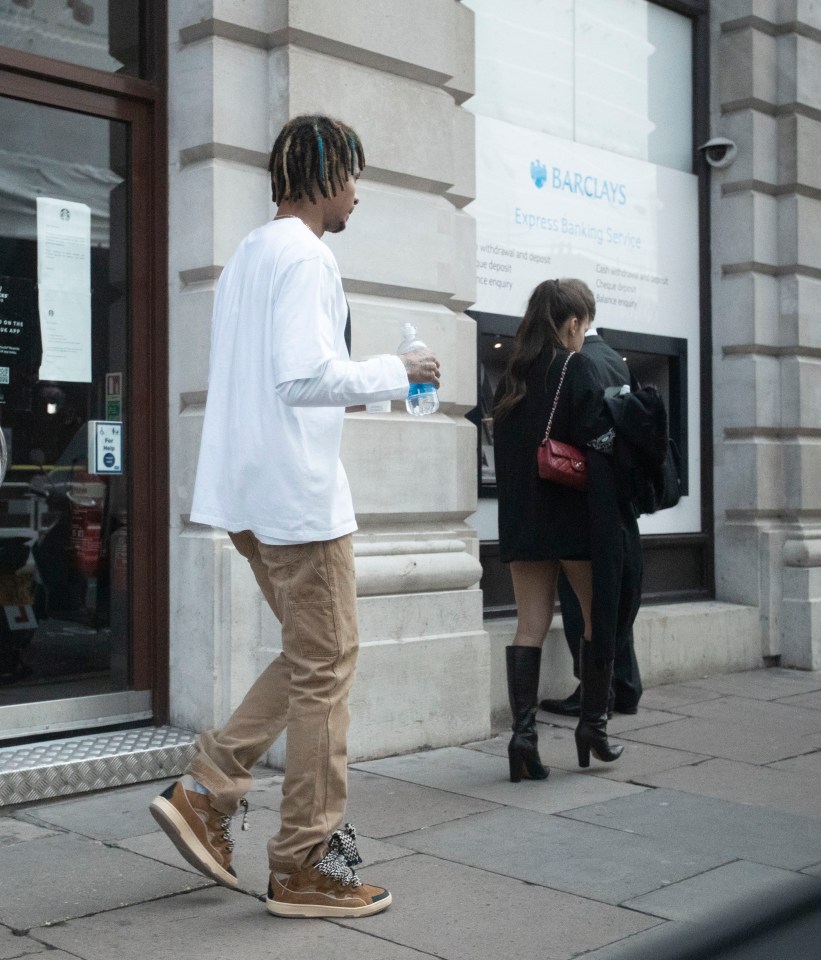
[470,0,713,614]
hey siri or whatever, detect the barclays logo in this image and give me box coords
[530,158,627,205]
[530,159,547,189]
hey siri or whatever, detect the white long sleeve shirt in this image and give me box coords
[190,218,409,543]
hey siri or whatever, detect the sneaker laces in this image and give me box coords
[216,797,249,852]
[315,823,364,888]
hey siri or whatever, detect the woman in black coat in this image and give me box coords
[493,278,624,782]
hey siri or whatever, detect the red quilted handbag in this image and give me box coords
[537,353,588,491]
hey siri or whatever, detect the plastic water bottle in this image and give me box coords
[397,322,439,416]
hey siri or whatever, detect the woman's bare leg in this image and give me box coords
[510,560,560,647]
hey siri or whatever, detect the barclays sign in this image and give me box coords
[530,158,627,205]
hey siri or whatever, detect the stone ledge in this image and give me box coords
[487,602,763,729]
[264,627,492,765]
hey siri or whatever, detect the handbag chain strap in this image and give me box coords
[542,351,574,443]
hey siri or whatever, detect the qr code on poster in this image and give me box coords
[0,368,9,385]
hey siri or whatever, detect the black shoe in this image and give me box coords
[540,685,615,719]
[539,685,581,717]
[613,701,639,715]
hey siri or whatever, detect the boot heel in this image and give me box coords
[575,730,590,768]
[574,728,590,767]
[508,749,523,784]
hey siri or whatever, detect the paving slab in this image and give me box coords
[16,781,162,841]
[0,927,48,958]
[341,852,659,960]
[619,712,821,765]
[577,918,730,960]
[623,860,821,920]
[538,707,684,733]
[0,817,59,846]
[34,885,433,960]
[345,767,502,837]
[6,952,74,960]
[671,694,821,734]
[638,683,724,711]
[687,668,821,701]
[802,861,821,877]
[776,689,821,712]
[391,806,729,904]
[465,730,708,784]
[353,747,646,816]
[0,833,211,930]
[114,829,203,878]
[767,749,821,776]
[638,757,821,818]
[563,788,821,869]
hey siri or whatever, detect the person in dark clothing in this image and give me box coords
[493,278,623,783]
[540,305,643,718]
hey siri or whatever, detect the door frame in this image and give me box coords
[0,9,169,730]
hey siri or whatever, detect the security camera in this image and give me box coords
[698,137,738,170]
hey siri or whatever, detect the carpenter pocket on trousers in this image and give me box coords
[291,600,340,660]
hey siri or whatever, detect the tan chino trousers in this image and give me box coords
[187,531,358,874]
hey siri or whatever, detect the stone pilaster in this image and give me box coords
[166,0,489,748]
[712,0,821,666]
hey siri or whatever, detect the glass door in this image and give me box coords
[0,78,159,738]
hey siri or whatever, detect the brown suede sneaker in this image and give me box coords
[266,823,392,918]
[149,778,245,888]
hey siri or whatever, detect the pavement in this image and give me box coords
[3,666,821,960]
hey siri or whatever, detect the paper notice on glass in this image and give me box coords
[38,288,92,383]
[36,197,91,291]
[36,197,92,382]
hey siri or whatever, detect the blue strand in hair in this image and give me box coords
[315,129,325,180]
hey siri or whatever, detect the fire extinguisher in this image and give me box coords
[68,472,106,579]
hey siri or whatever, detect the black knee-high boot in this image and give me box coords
[506,645,549,783]
[575,642,624,768]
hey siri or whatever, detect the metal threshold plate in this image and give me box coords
[0,727,196,807]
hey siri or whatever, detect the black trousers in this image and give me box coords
[559,450,644,709]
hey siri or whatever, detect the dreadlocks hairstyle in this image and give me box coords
[494,278,594,422]
[268,115,365,205]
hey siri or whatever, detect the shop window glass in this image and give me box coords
[0,94,131,699]
[465,0,693,172]
[0,0,148,77]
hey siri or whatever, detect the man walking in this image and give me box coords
[540,281,642,718]
[150,115,439,918]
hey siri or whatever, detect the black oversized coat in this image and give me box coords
[493,348,611,562]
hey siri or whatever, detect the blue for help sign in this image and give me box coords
[87,421,123,475]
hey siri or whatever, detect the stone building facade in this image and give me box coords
[0,0,818,774]
[165,0,821,758]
